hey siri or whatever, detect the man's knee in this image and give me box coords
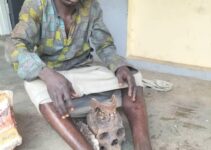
[39,103,49,112]
[39,102,56,116]
[122,86,145,111]
[123,100,143,112]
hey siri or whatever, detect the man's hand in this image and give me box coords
[39,67,76,117]
[116,66,137,101]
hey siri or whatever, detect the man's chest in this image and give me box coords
[39,13,91,55]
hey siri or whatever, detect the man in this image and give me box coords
[6,0,152,149]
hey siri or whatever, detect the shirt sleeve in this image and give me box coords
[5,0,46,81]
[89,0,130,73]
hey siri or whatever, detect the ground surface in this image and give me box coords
[0,38,211,150]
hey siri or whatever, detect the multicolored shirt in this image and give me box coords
[5,0,129,81]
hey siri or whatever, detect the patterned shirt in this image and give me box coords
[5,0,129,81]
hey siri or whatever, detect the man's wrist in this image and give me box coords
[38,67,53,81]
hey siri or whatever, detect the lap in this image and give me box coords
[24,65,143,117]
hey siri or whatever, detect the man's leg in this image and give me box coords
[39,102,92,150]
[122,86,152,150]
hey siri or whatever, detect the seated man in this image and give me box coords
[5,0,152,149]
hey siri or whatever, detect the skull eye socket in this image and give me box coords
[100,146,106,150]
[117,128,125,137]
[111,139,118,145]
[99,132,109,140]
[95,107,100,112]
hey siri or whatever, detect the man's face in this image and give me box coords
[61,0,80,6]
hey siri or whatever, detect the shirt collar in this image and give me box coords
[52,0,81,18]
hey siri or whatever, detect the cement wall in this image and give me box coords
[127,0,211,69]
[99,0,211,81]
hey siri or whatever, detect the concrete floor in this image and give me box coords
[0,38,211,150]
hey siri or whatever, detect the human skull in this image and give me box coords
[87,95,125,150]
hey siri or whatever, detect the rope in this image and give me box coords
[142,79,173,92]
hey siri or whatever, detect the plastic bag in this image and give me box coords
[0,91,22,150]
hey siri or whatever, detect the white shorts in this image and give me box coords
[24,66,143,117]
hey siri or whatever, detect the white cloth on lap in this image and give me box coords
[24,65,143,117]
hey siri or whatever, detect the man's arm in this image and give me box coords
[89,0,128,73]
[5,0,76,116]
[5,0,45,81]
[89,0,137,100]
